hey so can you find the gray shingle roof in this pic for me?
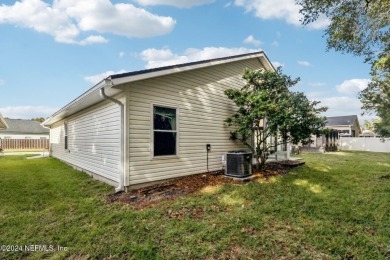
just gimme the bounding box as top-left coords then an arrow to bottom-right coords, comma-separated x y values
110,51 -> 268,80
0,119 -> 49,134
326,115 -> 358,126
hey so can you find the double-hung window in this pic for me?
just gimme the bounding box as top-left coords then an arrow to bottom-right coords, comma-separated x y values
153,105 -> 177,157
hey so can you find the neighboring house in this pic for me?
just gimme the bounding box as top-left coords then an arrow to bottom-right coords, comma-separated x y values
42,52 -> 275,191
0,118 -> 49,139
302,115 -> 362,152
325,115 -> 362,137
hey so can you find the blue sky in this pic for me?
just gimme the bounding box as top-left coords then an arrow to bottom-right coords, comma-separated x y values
0,0 -> 373,122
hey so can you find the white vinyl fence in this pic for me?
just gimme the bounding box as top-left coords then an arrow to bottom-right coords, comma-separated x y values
339,137 -> 390,153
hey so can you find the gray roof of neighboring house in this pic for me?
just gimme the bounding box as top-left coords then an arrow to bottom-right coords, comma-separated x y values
0,119 -> 49,134
326,115 -> 358,126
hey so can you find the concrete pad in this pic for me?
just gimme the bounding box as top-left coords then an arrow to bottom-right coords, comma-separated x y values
223,174 -> 257,182
27,153 -> 49,159
0,151 -> 49,158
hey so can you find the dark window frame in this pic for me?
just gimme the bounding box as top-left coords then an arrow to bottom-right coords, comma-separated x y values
152,105 -> 178,158
64,122 -> 68,150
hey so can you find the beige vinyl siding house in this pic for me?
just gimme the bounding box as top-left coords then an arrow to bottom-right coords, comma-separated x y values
49,98 -> 123,186
43,52 -> 275,191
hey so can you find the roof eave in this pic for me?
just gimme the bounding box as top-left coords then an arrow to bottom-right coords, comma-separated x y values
42,80 -> 119,126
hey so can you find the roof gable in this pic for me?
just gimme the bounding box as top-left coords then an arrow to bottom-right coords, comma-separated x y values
43,51 -> 274,126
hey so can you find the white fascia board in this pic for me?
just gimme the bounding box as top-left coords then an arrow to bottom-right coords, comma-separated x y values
42,81 -> 121,126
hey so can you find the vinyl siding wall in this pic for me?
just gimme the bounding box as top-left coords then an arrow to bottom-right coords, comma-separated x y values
126,58 -> 263,185
49,97 -> 122,186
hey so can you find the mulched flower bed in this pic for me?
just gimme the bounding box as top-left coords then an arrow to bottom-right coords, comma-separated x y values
107,160 -> 304,210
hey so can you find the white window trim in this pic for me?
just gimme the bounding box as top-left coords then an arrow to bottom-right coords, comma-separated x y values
150,103 -> 180,160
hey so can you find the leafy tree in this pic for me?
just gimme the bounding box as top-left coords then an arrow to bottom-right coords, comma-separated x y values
225,69 -> 327,169
297,0 -> 390,136
297,0 -> 389,62
363,120 -> 375,131
359,54 -> 390,137
31,117 -> 45,123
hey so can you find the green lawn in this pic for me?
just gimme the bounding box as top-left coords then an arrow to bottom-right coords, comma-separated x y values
0,152 -> 389,259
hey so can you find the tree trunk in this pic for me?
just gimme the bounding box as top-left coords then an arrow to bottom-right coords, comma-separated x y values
255,155 -> 261,172
259,153 -> 267,170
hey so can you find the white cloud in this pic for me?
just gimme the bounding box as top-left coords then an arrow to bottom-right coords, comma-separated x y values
84,70 -> 128,84
0,0 -> 78,44
305,90 -> 330,99
317,96 -> 362,117
119,52 -> 125,58
308,82 -> 327,87
318,96 -> 376,124
0,79 -> 4,86
0,0 -> 175,44
79,35 -> 108,45
305,79 -> 372,121
271,61 -> 284,68
234,0 -> 329,29
134,0 -> 215,8
297,60 -> 311,66
336,79 -> 370,95
243,35 -> 262,47
0,106 -> 58,119
140,47 -> 258,69
271,40 -> 279,47
225,2 -> 233,7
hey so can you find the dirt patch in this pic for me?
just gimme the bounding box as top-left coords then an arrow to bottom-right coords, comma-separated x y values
167,206 -> 205,219
107,161 -> 302,210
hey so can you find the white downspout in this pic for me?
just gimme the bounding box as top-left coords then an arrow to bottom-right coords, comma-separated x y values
100,81 -> 125,193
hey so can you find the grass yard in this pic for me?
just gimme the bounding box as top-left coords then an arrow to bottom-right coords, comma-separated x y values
0,152 -> 389,259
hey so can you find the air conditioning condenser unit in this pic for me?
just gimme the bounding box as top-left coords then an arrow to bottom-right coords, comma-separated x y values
225,151 -> 252,178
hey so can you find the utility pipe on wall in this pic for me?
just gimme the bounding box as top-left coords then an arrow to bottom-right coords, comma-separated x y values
100,84 -> 125,193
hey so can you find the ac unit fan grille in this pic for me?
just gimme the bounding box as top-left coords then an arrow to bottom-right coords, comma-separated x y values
225,152 -> 252,178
